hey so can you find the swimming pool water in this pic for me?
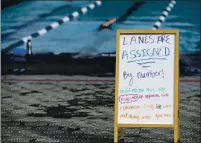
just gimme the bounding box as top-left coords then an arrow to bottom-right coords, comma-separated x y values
1,0 -> 200,54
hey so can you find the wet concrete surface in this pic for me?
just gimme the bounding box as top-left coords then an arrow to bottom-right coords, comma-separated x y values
1,75 -> 201,143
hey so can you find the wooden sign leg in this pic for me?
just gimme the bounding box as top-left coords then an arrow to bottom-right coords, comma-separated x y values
178,121 -> 180,142
120,128 -> 124,142
120,128 -> 124,139
114,124 -> 118,143
174,126 -> 179,143
178,114 -> 180,142
174,115 -> 179,143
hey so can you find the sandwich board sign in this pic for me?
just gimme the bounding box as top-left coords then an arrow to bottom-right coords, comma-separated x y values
114,30 -> 180,143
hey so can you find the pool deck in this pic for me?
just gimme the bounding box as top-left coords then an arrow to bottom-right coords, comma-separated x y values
1,75 -> 200,143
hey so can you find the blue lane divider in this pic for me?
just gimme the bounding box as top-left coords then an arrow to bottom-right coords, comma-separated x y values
152,0 -> 176,30
2,0 -> 102,54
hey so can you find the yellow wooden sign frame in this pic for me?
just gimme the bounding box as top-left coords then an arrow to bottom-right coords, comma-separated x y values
114,29 -> 180,143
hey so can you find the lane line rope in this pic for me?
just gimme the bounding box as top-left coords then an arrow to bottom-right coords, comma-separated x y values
1,0 -> 102,54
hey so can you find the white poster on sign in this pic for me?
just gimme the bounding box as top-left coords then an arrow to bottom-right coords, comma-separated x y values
117,33 -> 176,125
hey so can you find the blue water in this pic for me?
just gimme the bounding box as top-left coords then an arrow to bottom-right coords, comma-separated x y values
1,0 -> 200,54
